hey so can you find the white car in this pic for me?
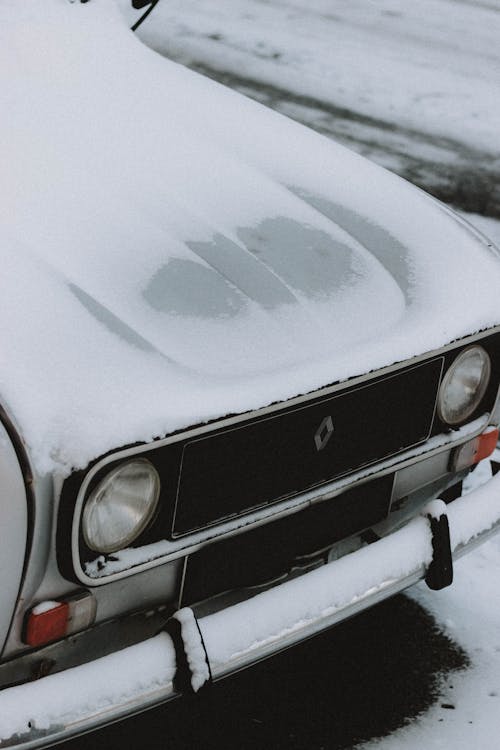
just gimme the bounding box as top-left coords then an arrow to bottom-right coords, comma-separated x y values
2,1 -> 500,746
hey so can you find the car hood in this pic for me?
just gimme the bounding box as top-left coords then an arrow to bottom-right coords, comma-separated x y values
2,0 -> 500,474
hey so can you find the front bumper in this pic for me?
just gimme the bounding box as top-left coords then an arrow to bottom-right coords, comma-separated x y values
2,471 -> 500,749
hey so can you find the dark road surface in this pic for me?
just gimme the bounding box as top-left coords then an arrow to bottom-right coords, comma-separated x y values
63,593 -> 468,750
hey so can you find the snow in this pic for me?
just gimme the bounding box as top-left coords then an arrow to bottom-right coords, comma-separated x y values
199,516 -> 433,670
31,600 -> 61,616
3,0 -> 500,477
461,212 -> 500,248
134,0 -> 500,168
173,608 -> 210,692
198,469 -> 500,674
0,632 -> 176,741
130,0 -> 500,218
1,1 -> 499,745
424,499 -> 447,522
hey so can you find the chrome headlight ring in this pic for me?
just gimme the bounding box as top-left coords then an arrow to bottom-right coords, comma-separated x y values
82,458 -> 160,554
437,345 -> 491,426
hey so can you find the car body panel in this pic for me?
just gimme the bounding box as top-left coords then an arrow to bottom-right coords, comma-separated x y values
0,423 -> 28,653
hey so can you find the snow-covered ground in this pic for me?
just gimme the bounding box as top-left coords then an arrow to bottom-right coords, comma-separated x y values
135,0 -> 500,215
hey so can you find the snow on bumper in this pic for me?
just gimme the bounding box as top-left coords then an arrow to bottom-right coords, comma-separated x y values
2,472 -> 500,748
0,632 -> 176,747
198,472 -> 500,679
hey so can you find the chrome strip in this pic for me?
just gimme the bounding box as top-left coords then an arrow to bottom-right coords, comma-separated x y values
489,384 -> 500,426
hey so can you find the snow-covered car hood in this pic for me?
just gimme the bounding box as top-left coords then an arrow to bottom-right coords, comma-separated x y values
2,0 -> 500,475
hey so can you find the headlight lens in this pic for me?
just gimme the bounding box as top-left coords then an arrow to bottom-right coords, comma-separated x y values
438,346 -> 491,425
82,458 -> 160,553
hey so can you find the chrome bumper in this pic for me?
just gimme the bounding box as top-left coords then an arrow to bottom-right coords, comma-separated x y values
2,471 -> 500,749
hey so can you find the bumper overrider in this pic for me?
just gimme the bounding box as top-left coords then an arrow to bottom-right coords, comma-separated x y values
2,472 -> 500,748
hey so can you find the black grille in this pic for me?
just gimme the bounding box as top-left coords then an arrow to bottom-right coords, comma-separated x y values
172,358 -> 443,536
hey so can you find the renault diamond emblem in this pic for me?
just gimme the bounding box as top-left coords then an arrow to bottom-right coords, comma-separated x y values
314,415 -> 334,452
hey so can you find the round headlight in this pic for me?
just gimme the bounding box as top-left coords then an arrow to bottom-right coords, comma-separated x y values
82,459 -> 160,554
438,346 -> 491,426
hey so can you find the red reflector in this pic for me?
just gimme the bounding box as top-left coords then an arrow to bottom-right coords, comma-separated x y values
25,602 -> 69,647
474,428 -> 499,463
